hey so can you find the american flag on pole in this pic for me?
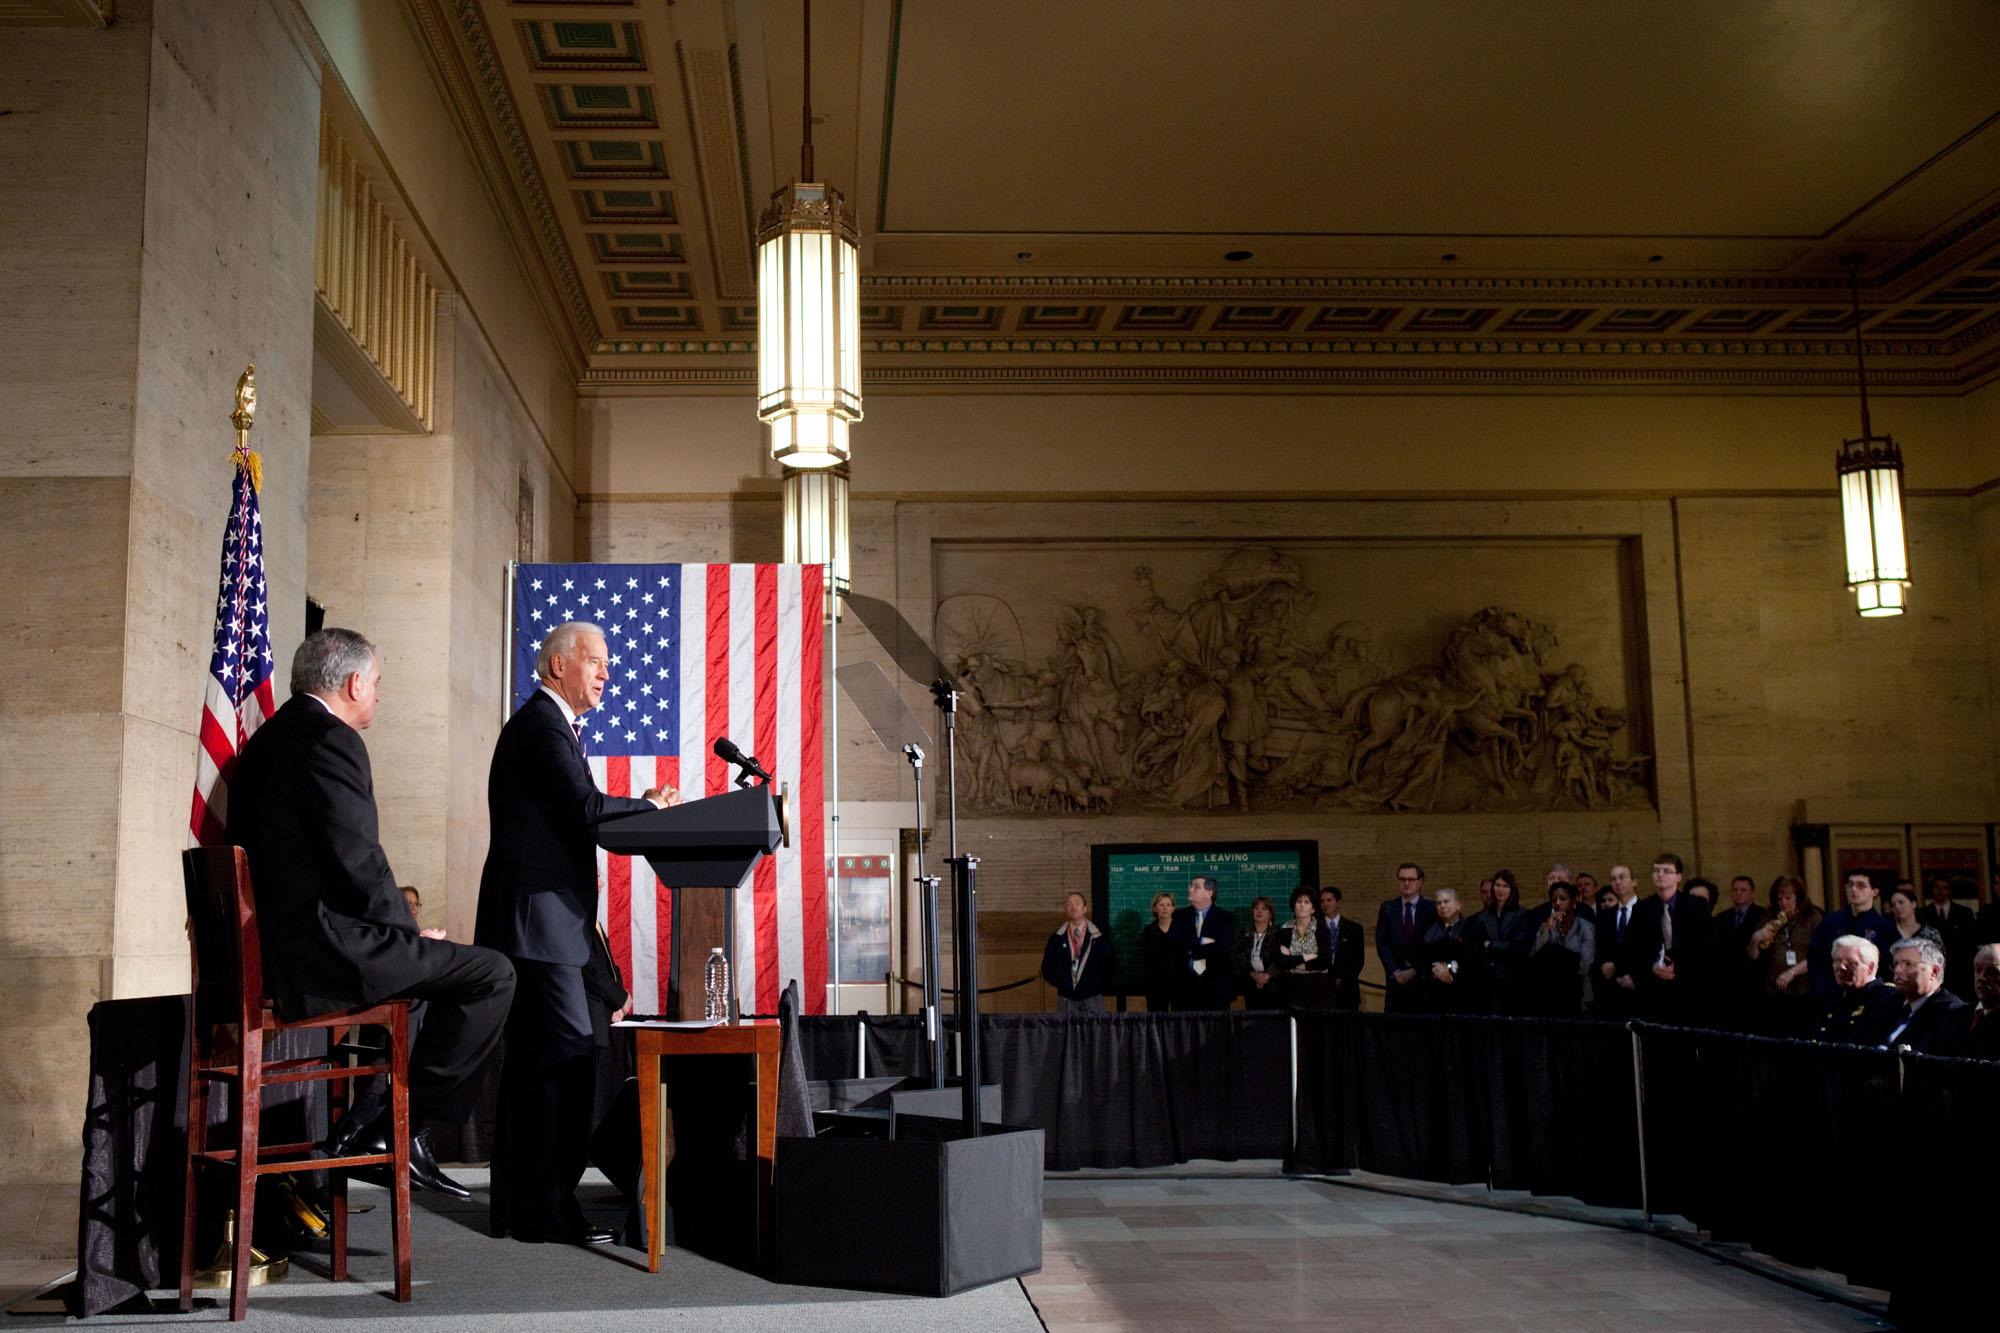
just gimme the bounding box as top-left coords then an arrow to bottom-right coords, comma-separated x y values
510,563 -> 828,1015
190,448 -> 275,846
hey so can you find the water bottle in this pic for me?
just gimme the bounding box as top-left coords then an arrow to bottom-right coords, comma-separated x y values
704,947 -> 730,1022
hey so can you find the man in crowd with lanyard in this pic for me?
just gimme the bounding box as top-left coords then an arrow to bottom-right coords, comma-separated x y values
1041,891 -> 1115,1013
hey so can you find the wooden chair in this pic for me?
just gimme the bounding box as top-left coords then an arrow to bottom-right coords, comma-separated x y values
178,846 -> 413,1319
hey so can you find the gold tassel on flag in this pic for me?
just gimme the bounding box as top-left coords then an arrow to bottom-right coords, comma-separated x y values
230,365 -> 262,494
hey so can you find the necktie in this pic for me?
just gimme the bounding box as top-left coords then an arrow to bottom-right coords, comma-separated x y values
571,718 -> 587,756
1736,908 -> 1746,928
1617,905 -> 1629,942
1661,900 -> 1675,951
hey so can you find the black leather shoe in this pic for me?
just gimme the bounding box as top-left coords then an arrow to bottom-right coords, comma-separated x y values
338,1125 -> 474,1201
407,1130 -> 473,1200
320,1109 -> 385,1161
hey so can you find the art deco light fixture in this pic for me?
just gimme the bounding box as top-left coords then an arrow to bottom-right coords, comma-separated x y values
1836,257 -> 1909,618
782,463 -> 849,620
757,0 -> 860,468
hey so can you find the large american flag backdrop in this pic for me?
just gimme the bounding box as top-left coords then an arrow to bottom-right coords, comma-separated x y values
510,563 -> 828,1015
190,451 -> 275,846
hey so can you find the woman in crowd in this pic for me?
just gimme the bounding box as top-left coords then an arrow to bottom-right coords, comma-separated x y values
1232,895 -> 1284,1009
1748,874 -> 1820,1035
1886,882 -> 1945,955
1468,868 -> 1532,1012
1525,881 -> 1596,1016
1416,888 -> 1481,1013
1273,886 -> 1335,1008
1139,890 -> 1181,1012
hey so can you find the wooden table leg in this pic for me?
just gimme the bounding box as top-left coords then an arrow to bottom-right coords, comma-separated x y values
754,1043 -> 778,1269
637,1033 -> 662,1274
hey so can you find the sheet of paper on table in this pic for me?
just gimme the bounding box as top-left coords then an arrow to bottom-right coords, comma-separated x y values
614,1017 -> 723,1030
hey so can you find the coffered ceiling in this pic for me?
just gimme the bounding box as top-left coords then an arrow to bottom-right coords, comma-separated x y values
408,0 -> 2000,393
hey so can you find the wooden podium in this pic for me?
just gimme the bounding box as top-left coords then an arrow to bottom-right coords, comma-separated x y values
595,786 -> 785,1019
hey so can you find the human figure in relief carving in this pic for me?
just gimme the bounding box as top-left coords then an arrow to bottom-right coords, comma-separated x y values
1163,666 -> 1230,808
1542,662 -> 1621,809
1053,605 -> 1125,782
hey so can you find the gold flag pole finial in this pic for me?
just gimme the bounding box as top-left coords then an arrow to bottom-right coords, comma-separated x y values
229,365 -> 263,494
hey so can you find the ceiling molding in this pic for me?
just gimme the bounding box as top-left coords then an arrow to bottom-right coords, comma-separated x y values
408,0 -> 601,356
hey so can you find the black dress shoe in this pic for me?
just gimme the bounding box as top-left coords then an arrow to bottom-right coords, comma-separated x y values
320,1109 -> 385,1161
407,1130 -> 474,1200
337,1125 -> 474,1201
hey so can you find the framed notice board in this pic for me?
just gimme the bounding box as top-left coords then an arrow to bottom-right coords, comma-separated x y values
1090,840 -> 1319,996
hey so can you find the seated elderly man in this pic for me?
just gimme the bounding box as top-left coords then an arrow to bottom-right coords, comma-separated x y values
1812,934 -> 1902,1045
1935,943 -> 2000,1059
1879,936 -> 1965,1051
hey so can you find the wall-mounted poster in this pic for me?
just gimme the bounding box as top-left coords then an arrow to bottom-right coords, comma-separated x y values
1912,827 -> 1989,905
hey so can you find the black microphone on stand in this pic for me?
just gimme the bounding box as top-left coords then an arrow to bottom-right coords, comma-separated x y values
713,736 -> 773,786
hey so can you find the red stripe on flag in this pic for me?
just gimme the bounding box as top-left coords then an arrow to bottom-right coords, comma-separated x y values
199,710 -> 236,777
705,565 -> 731,797
799,563 -> 827,1010
753,564 -> 781,1014
606,756 -> 633,985
656,755 -> 679,1016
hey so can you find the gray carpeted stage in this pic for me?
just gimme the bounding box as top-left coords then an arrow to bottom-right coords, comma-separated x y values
19,1169 -> 1041,1329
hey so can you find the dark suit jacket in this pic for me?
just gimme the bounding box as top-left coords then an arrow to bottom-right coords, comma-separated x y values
1814,980 -> 1903,1045
1042,921 -> 1115,1000
1712,903 -> 1769,993
1921,902 -> 1979,997
1168,904 -> 1235,1003
226,694 -> 431,1019
474,690 -> 656,967
583,922 -> 629,1045
1630,891 -> 1714,992
1884,989 -> 1967,1052
1932,1003 -> 2000,1060
1375,896 -> 1440,975
1325,915 -> 1366,1008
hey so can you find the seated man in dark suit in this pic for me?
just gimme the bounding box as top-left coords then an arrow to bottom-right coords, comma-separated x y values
1812,935 -> 1902,1045
1168,876 -> 1235,1009
227,629 -> 517,1197
1375,862 -> 1439,1013
1880,936 -> 1966,1052
1934,943 -> 2000,1059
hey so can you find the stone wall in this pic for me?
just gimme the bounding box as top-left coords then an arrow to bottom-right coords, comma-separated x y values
0,0 -> 323,1180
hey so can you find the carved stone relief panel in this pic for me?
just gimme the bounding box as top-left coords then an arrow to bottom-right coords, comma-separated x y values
933,540 -> 1652,817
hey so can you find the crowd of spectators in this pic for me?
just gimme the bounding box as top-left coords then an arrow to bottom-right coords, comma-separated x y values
1043,859 -> 2000,1056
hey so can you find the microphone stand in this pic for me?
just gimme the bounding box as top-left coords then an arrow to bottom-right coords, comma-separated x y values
929,678 -> 980,1136
904,743 -> 945,1088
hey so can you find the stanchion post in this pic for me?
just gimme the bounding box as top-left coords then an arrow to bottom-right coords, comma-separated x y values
952,853 -> 982,1136
1288,1015 -> 1299,1164
1629,1022 -> 1651,1222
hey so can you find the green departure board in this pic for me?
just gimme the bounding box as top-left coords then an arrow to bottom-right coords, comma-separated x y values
1090,840 -> 1319,996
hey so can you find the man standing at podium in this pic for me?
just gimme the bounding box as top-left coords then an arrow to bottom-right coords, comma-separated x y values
477,621 -> 677,1245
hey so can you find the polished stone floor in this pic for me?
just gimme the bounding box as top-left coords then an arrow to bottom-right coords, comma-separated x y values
1022,1172 -> 1889,1331
7,1170 -> 1893,1329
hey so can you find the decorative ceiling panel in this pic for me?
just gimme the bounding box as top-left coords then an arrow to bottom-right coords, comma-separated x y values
412,1 -> 2000,391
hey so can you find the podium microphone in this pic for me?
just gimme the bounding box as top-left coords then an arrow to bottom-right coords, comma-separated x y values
713,736 -> 773,785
